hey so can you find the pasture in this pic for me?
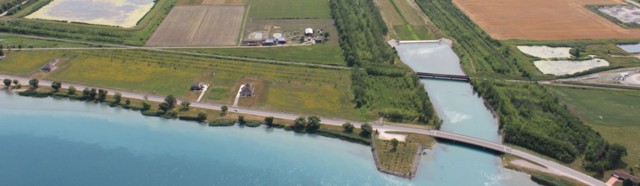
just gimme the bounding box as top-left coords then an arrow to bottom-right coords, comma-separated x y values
177,0 -> 247,5
146,6 -> 245,46
551,86 -> 640,168
17,50 -> 372,120
374,0 -> 441,40
452,0 -> 640,40
25,0 -> 155,28
248,0 -> 331,19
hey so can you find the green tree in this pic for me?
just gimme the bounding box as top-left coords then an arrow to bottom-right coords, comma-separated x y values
238,115 -> 246,125
265,116 -> 275,127
180,101 -> 190,111
197,112 -> 208,122
293,116 -> 307,131
50,81 -> 61,92
164,95 -> 177,109
360,123 -> 373,138
113,92 -> 122,105
97,89 -> 108,102
166,110 -> 178,118
306,116 -> 321,133
221,105 -> 228,113
141,101 -> 151,111
125,99 -> 131,106
623,179 -> 633,186
342,122 -> 354,133
158,102 -> 170,113
28,79 -> 38,89
88,88 -> 97,100
67,86 -> 76,95
12,79 -> 18,86
82,88 -> 90,98
391,138 -> 399,151
3,79 -> 10,87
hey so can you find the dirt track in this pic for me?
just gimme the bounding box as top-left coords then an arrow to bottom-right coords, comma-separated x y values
453,0 -> 640,40
146,6 -> 244,46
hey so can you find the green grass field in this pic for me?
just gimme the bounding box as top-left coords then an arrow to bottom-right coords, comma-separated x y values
394,25 -> 431,40
5,49 -> 374,121
0,50 -> 63,75
551,86 -> 640,170
249,0 -> 331,19
375,134 -> 435,176
176,45 -> 345,66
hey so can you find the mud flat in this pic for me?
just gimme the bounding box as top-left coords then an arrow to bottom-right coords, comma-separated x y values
25,0 -> 155,28
517,46 -> 572,59
534,59 -> 610,76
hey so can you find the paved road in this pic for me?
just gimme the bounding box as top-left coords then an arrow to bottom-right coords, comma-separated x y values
0,74 -> 607,186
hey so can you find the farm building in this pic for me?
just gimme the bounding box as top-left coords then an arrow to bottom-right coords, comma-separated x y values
263,39 -> 275,46
239,83 -> 254,97
242,39 -> 262,46
613,171 -> 640,184
305,28 -> 313,36
190,82 -> 204,91
41,59 -> 60,72
315,36 -> 324,43
276,37 -> 286,44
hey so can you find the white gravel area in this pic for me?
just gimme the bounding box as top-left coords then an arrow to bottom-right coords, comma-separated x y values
623,74 -> 640,85
534,59 -> 609,76
517,46 -> 572,59
599,5 -> 640,24
377,129 -> 407,142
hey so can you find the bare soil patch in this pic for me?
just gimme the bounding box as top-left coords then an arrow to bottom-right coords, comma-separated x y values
453,0 -> 640,40
146,6 -> 244,46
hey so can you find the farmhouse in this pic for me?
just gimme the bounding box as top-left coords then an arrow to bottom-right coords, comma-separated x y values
305,28 -> 313,36
276,37 -> 286,44
613,171 -> 640,184
263,39 -> 275,46
239,83 -> 254,97
314,36 -> 324,43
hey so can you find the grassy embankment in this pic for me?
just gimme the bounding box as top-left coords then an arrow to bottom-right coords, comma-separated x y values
0,49 -> 375,121
176,45 -> 345,66
0,0 -> 176,45
374,133 -> 435,178
552,86 -> 640,177
4,84 -> 372,146
0,34 -> 94,48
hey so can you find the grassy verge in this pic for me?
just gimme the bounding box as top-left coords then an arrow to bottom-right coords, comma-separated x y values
502,154 -> 588,186
0,34 -> 94,48
373,133 -> 435,178
175,45 -> 345,66
0,0 -> 176,46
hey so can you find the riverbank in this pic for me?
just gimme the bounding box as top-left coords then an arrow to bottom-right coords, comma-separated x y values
372,133 -> 435,179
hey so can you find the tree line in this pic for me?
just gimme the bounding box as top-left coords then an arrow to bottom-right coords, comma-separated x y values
330,0 -> 436,123
472,80 -> 627,175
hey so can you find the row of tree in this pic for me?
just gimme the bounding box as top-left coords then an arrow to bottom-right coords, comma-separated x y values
330,0 -> 436,123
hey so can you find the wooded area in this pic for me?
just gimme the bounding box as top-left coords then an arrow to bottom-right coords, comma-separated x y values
330,0 -> 436,123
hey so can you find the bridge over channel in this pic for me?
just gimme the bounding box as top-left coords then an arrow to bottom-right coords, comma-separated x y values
400,129 -> 607,186
416,72 -> 470,81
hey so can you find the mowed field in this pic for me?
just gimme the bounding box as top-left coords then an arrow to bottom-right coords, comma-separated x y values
552,86 -> 640,169
146,6 -> 245,46
453,0 -> 640,40
249,0 -> 331,19
176,0 -> 247,5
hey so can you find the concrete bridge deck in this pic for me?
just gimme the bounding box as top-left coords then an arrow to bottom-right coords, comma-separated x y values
416,72 -> 470,81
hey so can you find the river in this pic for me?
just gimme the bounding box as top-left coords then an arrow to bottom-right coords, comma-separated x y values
396,42 -> 539,185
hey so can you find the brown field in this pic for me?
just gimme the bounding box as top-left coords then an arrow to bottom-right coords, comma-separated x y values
146,6 -> 245,46
453,0 -> 640,40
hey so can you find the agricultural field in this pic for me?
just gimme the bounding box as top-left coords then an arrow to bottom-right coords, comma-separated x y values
551,86 -> 640,171
176,0 -> 247,5
6,49 -> 371,120
0,50 -> 63,76
248,0 -> 331,19
452,0 -> 640,40
146,6 -> 245,46
176,45 -> 345,66
374,0 -> 442,40
25,0 -> 155,28
243,19 -> 339,45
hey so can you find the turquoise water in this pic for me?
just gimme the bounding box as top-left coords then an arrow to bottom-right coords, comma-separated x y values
0,92 -> 413,185
396,43 -> 539,186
